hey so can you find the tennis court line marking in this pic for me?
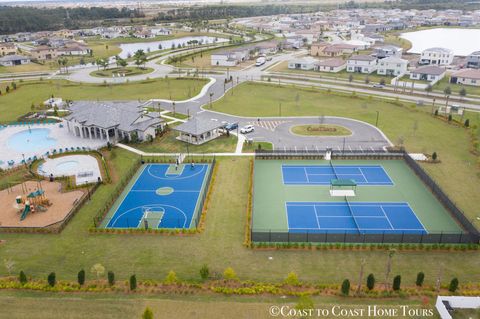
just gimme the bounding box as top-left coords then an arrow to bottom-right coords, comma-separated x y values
289,227 -> 427,231
147,164 -> 206,181
359,167 -> 370,183
403,202 -> 429,234
109,204 -> 188,229
313,205 -> 321,229
303,167 -> 310,183
380,206 -> 395,230
188,164 -> 212,229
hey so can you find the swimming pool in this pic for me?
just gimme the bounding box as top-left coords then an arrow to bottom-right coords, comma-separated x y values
6,128 -> 57,153
55,160 -> 80,174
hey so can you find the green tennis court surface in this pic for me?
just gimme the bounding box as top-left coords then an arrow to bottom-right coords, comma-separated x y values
253,159 -> 462,236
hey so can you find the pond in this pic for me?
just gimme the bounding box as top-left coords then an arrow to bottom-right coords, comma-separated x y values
118,36 -> 228,58
400,28 -> 480,56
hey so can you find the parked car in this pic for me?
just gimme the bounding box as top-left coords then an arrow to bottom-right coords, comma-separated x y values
225,123 -> 238,131
372,84 -> 384,88
240,125 -> 255,134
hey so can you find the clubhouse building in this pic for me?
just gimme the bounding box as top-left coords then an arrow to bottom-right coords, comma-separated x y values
65,101 -> 165,142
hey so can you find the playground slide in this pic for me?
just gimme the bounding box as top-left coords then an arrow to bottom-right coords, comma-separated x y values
20,205 -> 31,221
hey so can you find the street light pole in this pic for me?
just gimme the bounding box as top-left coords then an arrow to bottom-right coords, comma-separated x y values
375,111 -> 379,127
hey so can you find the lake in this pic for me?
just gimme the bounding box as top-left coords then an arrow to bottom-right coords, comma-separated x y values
400,28 -> 480,56
118,36 -> 228,58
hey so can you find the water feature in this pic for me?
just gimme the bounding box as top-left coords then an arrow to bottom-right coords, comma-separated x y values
6,128 -> 57,153
118,36 -> 228,59
400,28 -> 480,56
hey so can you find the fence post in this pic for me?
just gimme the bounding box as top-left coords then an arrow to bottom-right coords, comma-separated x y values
439,231 -> 443,244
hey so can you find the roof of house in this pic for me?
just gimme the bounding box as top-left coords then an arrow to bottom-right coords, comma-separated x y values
173,117 -> 224,136
379,56 -> 408,64
348,54 -> 377,62
422,47 -> 453,54
412,65 -> 446,75
66,101 -> 163,132
317,58 -> 346,67
0,42 -> 16,48
290,57 -> 319,64
0,54 -> 30,62
451,68 -> 480,80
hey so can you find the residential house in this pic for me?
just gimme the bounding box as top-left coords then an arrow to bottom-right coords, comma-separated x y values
0,43 -> 16,56
310,43 -> 358,57
315,58 -> 346,73
409,65 -> 446,82
294,30 -> 319,44
288,57 -> 318,71
450,69 -> 480,86
372,45 -> 403,59
0,54 -> 30,66
377,56 -> 408,76
347,55 -> 377,74
256,41 -> 280,55
362,24 -> 389,33
211,48 -> 250,67
419,47 -> 454,66
65,101 -> 165,142
284,36 -> 304,49
31,46 -> 59,61
151,27 -> 172,36
465,51 -> 480,69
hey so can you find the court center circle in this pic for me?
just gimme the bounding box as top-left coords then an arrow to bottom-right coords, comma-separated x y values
156,187 -> 174,196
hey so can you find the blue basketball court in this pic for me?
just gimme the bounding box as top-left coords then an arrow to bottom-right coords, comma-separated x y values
106,163 -> 210,229
286,202 -> 426,234
282,164 -> 393,185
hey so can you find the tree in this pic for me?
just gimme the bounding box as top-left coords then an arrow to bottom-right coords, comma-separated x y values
449,278 -> 459,292
341,279 -> 350,296
19,271 -> 27,285
108,271 -> 115,286
425,85 -> 432,95
432,152 -> 438,161
459,87 -> 467,99
348,74 -> 353,83
164,270 -> 178,284
142,307 -> 153,319
90,264 -> 105,283
384,249 -> 396,290
464,119 -> 470,127
416,272 -> 425,287
366,274 -> 375,291
379,78 -> 385,86
295,295 -> 314,312
47,272 -> 56,287
284,271 -> 300,286
392,275 -> 401,291
134,49 -> 147,69
443,86 -> 451,96
448,114 -> 452,122
223,267 -> 237,280
356,258 -> 366,295
77,269 -> 85,286
3,258 -> 15,275
364,76 -> 370,84
199,264 -> 209,280
130,274 -> 137,290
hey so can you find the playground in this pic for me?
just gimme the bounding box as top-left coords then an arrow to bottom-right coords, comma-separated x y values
0,181 -> 84,228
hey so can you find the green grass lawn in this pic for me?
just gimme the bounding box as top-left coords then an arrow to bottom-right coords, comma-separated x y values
451,308 -> 480,319
0,78 -> 207,123
134,129 -> 237,153
242,141 -> 273,153
432,77 -> 480,97
291,124 -> 352,136
0,150 -> 479,287
0,290 -> 435,319
211,82 -> 480,223
90,67 -> 154,78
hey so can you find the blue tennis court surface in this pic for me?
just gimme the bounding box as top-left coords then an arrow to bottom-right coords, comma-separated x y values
106,163 -> 210,229
282,164 -> 393,185
286,202 -> 426,234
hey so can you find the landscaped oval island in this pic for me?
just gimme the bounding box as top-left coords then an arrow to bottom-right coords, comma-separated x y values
90,67 -> 154,78
290,124 -> 352,136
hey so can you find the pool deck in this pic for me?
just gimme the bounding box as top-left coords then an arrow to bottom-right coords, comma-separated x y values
0,122 -> 106,170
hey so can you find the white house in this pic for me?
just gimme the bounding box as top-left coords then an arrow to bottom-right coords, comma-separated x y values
65,101 -> 165,142
347,55 -> 377,74
450,68 -> 480,86
211,48 -> 250,67
377,56 -> 408,76
0,54 -> 30,66
288,57 -> 318,71
410,65 -> 446,82
315,58 -> 346,73
419,47 -> 454,66
372,45 -> 403,59
151,28 -> 172,36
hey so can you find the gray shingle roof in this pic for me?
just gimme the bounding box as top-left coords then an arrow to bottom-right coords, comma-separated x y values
66,101 -> 163,132
412,65 -> 446,75
0,54 -> 30,62
173,118 -> 224,135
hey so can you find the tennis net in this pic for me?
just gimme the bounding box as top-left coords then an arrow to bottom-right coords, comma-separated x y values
345,196 -> 361,233
330,160 -> 338,178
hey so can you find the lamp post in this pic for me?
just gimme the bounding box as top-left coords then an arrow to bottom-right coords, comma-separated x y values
375,111 -> 379,127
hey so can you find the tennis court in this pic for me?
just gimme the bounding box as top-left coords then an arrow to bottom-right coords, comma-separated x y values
105,163 -> 211,229
282,164 -> 393,185
286,201 -> 426,234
